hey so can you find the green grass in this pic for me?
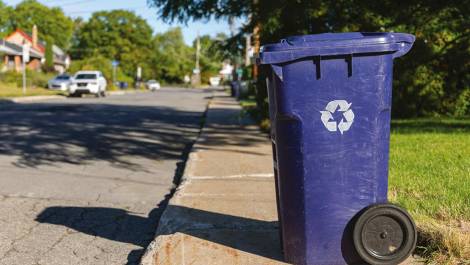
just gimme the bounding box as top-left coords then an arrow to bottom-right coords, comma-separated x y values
389,118 -> 470,221
388,118 -> 470,263
0,83 -> 64,98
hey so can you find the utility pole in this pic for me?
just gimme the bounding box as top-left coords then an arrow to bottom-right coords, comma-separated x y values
112,60 -> 119,87
191,31 -> 201,86
195,31 -> 200,72
113,65 -> 116,85
22,61 -> 26,95
245,34 -> 252,67
22,44 -> 30,95
229,16 -> 236,37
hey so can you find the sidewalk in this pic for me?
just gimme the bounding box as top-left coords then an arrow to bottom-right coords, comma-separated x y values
141,91 -> 284,265
141,91 -> 423,265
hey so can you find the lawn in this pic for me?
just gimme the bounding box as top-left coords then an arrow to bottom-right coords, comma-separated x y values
389,118 -> 470,264
0,83 -> 64,98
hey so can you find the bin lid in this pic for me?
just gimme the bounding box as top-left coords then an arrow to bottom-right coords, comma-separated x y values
258,32 -> 415,64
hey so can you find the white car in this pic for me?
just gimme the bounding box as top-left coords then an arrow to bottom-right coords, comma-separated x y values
48,74 -> 72,91
209,76 -> 221,87
146,80 -> 161,91
69,71 -> 107,97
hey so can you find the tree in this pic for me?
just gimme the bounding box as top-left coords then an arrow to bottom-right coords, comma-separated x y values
9,0 -> 73,49
72,10 -> 154,80
0,1 -> 13,38
44,36 -> 54,72
196,33 -> 230,83
148,0 -> 470,117
151,27 -> 194,83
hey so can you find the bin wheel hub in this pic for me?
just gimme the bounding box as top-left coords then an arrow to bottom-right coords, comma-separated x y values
353,204 -> 417,265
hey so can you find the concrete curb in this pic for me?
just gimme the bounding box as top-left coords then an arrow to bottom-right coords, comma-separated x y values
139,93 -> 213,265
3,95 -> 65,103
107,90 -> 144,96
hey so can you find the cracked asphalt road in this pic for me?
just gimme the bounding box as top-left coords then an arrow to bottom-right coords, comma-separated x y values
0,88 -> 210,265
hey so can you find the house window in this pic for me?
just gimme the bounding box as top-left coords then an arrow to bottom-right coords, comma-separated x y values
7,56 -> 15,68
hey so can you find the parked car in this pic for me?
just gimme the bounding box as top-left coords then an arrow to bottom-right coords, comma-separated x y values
209,76 -> 221,87
146,80 -> 161,91
47,74 -> 72,91
69,71 -> 107,97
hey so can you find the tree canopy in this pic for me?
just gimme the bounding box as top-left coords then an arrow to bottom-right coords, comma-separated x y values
149,0 -> 470,117
196,33 -> 230,83
0,1 -> 13,38
151,27 -> 194,83
9,0 -> 74,48
72,10 -> 154,80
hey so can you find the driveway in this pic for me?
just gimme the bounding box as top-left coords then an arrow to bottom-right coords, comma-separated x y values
0,88 -> 210,265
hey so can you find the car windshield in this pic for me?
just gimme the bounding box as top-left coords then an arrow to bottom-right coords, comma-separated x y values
56,75 -> 70,80
75,74 -> 97,80
148,80 -> 157,83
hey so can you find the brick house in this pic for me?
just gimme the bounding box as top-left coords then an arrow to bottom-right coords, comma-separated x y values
0,25 -> 70,73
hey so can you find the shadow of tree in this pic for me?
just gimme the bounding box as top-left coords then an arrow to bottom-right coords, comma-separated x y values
0,95 -> 269,169
0,101 -> 205,170
391,118 -> 470,134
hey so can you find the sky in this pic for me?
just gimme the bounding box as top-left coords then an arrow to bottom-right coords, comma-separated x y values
4,0 -> 241,45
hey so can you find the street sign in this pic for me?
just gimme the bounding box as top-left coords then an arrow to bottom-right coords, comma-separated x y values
112,60 -> 119,67
22,44 -> 30,63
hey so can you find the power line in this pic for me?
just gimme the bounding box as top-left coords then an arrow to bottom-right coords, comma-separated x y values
67,5 -> 148,15
59,0 -> 100,7
41,0 -> 88,4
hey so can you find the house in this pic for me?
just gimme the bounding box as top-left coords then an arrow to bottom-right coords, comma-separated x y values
0,39 -> 43,72
0,25 -> 70,73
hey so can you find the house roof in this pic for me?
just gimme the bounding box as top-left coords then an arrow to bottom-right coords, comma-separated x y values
6,29 -> 46,53
3,29 -> 69,65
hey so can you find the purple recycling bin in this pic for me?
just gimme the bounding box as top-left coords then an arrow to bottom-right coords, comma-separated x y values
259,33 -> 417,265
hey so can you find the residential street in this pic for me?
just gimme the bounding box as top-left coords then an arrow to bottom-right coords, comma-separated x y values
0,88 -> 210,265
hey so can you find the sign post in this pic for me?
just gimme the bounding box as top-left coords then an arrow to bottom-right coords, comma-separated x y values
112,60 -> 119,87
22,44 -> 30,95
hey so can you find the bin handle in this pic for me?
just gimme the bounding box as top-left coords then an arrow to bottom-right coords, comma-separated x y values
392,33 -> 415,59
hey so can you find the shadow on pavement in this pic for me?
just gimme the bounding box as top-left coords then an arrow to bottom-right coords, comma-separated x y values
0,100 -> 266,170
0,103 -> 201,170
36,205 -> 283,264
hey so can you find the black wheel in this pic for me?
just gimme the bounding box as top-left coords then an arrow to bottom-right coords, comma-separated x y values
353,204 -> 417,265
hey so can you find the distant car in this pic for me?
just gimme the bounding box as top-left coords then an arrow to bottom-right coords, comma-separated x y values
146,80 -> 161,91
47,74 -> 71,91
69,71 -> 107,97
209,76 -> 221,87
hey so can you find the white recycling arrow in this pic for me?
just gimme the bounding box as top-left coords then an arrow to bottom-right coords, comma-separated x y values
319,100 -> 355,134
320,110 -> 337,132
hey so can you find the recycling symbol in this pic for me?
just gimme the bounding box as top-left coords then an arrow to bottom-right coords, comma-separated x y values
319,100 -> 355,134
